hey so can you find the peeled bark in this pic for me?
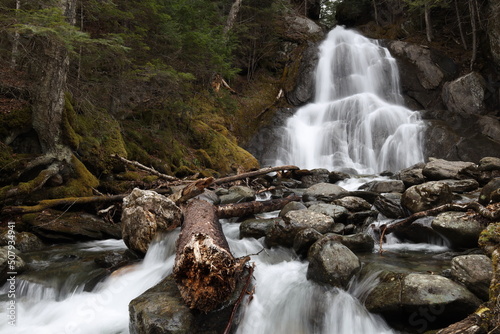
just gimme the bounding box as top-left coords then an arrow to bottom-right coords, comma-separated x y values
173,199 -> 248,313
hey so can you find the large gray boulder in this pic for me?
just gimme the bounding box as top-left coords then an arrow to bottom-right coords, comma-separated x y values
422,158 -> 478,180
121,188 -> 182,254
431,211 -> 486,249
442,72 -> 487,116
307,237 -> 360,289
401,181 -> 453,213
265,209 -> 335,248
129,276 -> 241,334
450,254 -> 493,301
333,196 -> 372,212
373,193 -> 408,219
303,182 -> 348,202
395,163 -> 426,186
219,185 -> 256,204
365,271 -> 481,331
359,180 -> 405,194
239,217 -> 280,239
307,203 -> 349,222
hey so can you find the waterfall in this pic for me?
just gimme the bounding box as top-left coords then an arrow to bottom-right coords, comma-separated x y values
273,26 -> 424,173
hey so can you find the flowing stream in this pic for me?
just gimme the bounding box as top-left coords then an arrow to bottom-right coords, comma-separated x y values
273,26 -> 424,173
0,27 -> 440,334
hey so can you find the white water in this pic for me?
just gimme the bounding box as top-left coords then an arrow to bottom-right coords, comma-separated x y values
1,222 -> 396,334
0,234 -> 178,334
274,26 -> 424,173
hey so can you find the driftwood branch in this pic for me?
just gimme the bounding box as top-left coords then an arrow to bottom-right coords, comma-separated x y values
112,154 -> 178,182
168,177 -> 215,206
2,194 -> 126,214
216,195 -> 301,219
214,165 -> 299,185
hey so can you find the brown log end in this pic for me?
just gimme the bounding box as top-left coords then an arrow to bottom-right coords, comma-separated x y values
173,232 -> 239,313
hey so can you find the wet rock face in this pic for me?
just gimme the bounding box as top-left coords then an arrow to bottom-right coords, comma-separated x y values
306,236 -> 360,289
121,188 -> 182,254
442,72 -> 487,116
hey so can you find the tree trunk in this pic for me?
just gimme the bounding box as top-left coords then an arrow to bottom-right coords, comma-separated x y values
173,199 -> 249,313
454,0 -> 467,50
31,0 -> 76,155
10,0 -> 21,69
223,0 -> 243,35
424,2 -> 433,42
469,0 -> 477,69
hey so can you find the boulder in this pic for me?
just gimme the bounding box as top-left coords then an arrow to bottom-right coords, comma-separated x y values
327,232 -> 375,253
359,180 -> 405,194
307,203 -> 349,222
328,170 -> 351,183
293,227 -> 323,256
333,196 -> 372,212
365,271 -> 481,331
265,209 -> 334,248
401,181 -> 453,213
0,231 -> 45,252
24,210 -> 121,242
450,254 -> 493,301
303,182 -> 348,202
219,185 -> 256,204
479,178 -> 500,205
129,275 -> 242,334
393,217 -> 446,245
442,72 -> 487,116
299,168 -> 330,188
422,159 -> 478,180
0,246 -> 26,282
373,193 -> 408,219
479,157 -> 500,172
121,188 -> 182,254
431,211 -> 486,249
306,236 -> 360,289
240,217 -> 280,239
395,163 -> 426,186
279,201 -> 307,217
437,179 -> 479,193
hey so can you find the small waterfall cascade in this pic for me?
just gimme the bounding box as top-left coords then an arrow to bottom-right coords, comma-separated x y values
274,26 -> 424,173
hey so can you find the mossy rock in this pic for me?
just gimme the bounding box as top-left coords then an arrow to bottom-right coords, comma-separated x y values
63,95 -> 127,176
191,119 -> 259,174
479,223 -> 500,256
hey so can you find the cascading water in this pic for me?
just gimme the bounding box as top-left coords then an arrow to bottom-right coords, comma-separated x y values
273,26 -> 424,173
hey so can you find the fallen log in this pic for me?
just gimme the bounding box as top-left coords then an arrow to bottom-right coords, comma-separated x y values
213,165 -> 299,185
173,199 -> 249,313
216,194 -> 301,219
